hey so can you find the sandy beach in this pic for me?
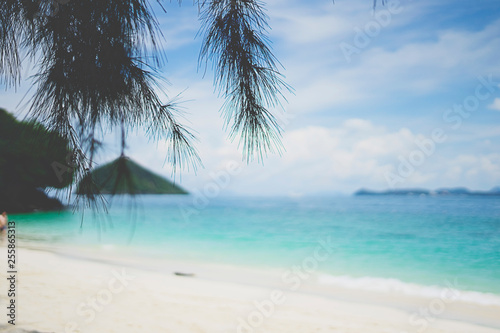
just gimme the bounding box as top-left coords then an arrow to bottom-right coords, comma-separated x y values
0,243 -> 499,333
1,0 -> 499,331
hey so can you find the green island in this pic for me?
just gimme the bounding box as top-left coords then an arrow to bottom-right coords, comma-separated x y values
76,157 -> 187,195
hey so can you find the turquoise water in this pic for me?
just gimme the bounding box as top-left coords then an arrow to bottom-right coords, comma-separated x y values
11,195 -> 500,297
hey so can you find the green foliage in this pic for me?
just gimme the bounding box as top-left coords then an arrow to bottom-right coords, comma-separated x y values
199,0 -> 291,160
0,108 -> 73,212
77,157 -> 187,195
0,108 -> 73,190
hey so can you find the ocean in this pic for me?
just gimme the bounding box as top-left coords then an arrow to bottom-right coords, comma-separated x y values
10,194 -> 500,304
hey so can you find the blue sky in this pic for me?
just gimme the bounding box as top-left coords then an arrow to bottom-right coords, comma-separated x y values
2,0 -> 500,196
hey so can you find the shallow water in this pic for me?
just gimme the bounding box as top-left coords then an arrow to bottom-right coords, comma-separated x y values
11,194 -> 500,302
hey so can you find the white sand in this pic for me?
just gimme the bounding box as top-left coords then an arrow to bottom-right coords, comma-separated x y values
1,244 -> 499,333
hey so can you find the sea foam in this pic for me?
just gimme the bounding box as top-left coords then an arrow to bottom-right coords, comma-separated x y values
317,274 -> 500,306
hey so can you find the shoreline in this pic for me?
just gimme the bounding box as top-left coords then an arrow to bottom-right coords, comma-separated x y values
1,242 -> 499,332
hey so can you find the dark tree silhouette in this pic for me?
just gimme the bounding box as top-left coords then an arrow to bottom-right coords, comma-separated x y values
0,108 -> 73,212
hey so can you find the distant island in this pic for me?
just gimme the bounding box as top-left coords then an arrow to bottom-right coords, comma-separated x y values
77,157 -> 187,195
354,187 -> 500,196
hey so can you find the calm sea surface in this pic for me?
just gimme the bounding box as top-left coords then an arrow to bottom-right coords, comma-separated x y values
11,195 -> 500,300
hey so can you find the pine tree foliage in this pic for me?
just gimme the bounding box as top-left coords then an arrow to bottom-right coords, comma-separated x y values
1,1 -> 378,208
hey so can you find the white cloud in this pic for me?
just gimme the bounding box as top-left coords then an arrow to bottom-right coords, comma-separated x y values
173,117 -> 500,195
122,107 -> 500,196
217,120 -> 422,195
267,1 -> 500,114
488,98 -> 500,111
440,154 -> 500,187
